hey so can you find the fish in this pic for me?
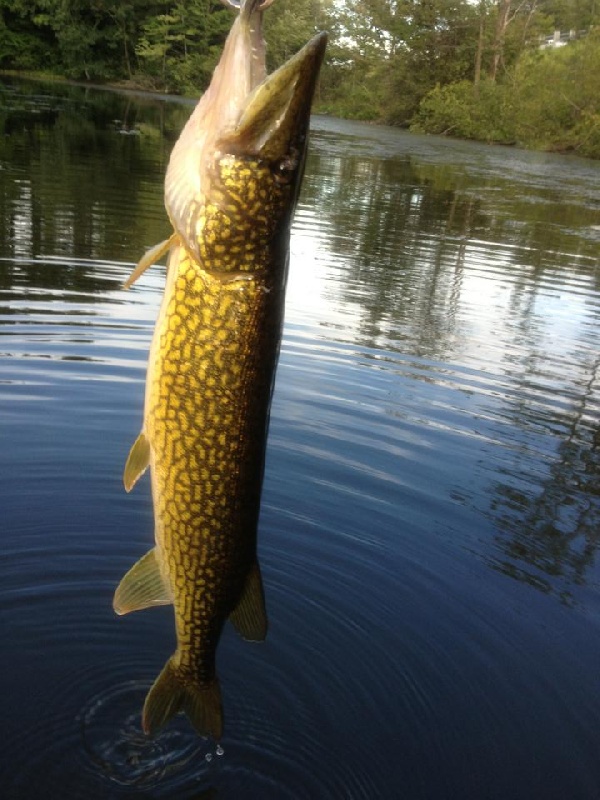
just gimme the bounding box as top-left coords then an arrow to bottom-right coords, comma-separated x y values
112,0 -> 327,741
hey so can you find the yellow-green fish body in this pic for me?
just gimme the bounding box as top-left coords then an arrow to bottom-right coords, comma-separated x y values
113,0 -> 326,740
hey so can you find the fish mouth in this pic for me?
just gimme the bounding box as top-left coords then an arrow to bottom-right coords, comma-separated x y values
164,1 -> 327,259
222,30 -> 328,164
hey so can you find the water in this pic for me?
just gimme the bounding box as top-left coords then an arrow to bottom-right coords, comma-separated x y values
0,77 -> 599,799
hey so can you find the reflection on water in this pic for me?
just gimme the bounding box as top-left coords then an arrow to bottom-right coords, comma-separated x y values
0,78 -> 191,287
1,78 -> 600,799
489,353 -> 600,600
297,120 -> 600,603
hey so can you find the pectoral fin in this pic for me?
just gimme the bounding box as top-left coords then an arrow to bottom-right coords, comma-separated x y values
123,233 -> 178,289
229,561 -> 268,642
113,547 -> 173,615
123,432 -> 150,492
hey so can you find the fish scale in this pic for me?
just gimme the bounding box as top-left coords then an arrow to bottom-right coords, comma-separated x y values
112,0 -> 326,741
148,246 -> 283,687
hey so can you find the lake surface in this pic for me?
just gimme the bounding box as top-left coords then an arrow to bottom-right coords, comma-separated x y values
0,77 -> 599,800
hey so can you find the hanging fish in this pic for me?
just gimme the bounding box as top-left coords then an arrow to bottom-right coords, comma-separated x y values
113,0 -> 327,740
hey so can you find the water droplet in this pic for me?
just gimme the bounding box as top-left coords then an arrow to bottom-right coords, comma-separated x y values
216,745 -> 224,757
205,753 -> 213,763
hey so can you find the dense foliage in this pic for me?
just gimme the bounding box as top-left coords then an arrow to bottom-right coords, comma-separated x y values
412,28 -> 600,158
1,0 -> 599,156
0,0 -> 235,89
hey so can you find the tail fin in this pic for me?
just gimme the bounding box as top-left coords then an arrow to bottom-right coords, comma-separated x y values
142,657 -> 223,740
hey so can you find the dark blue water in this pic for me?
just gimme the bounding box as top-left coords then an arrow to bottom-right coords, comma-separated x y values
1,78 -> 599,799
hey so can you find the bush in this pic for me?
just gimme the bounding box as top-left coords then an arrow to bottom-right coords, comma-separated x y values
410,80 -> 515,143
509,32 -> 600,156
571,112 -> 600,158
411,31 -> 600,158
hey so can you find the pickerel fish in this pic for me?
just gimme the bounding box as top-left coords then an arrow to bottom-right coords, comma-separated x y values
112,0 -> 326,740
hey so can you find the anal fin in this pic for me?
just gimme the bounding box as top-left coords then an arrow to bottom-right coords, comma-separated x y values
113,547 -> 173,615
123,432 -> 150,492
229,560 -> 268,642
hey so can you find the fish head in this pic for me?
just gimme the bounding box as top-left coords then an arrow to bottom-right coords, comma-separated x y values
165,0 -> 327,278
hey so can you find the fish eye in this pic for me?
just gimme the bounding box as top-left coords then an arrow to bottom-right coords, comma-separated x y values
272,154 -> 298,185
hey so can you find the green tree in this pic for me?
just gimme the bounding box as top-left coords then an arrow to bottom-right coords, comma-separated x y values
509,28 -> 600,156
487,0 -> 558,81
541,0 -> 599,32
264,0 -> 331,67
411,78 -> 515,142
135,0 -> 232,93
384,0 -> 481,124
0,0 -> 56,70
412,27 -> 600,157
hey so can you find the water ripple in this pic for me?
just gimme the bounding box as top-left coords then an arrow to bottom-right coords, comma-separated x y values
80,680 -> 205,789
